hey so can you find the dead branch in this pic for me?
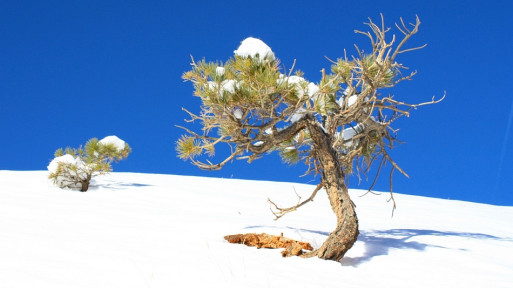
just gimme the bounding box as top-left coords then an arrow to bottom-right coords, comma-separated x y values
360,157 -> 386,197
268,183 -> 323,220
181,107 -> 203,122
175,125 -> 228,144
190,147 -> 243,170
391,15 -> 423,62
224,233 -> 313,257
387,166 -> 397,216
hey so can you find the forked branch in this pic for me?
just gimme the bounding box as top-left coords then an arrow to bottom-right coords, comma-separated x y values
268,183 -> 323,220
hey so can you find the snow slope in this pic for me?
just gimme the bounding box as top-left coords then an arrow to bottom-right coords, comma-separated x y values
1,171 -> 512,287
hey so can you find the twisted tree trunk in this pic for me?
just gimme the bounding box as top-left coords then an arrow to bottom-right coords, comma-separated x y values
305,116 -> 359,261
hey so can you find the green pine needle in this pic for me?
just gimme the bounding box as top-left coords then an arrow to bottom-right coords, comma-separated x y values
280,147 -> 300,165
176,135 -> 202,160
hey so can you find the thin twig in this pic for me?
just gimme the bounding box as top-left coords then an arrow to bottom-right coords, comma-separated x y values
268,183 -> 323,220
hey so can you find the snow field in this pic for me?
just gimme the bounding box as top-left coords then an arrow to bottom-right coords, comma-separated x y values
0,171 -> 512,287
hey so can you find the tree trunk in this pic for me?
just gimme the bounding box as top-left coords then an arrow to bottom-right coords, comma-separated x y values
80,174 -> 92,192
305,116 -> 359,261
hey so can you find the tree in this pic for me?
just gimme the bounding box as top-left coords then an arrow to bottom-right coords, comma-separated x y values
48,135 -> 131,191
177,15 -> 443,261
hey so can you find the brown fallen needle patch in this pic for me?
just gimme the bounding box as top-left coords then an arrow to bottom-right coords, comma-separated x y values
224,233 -> 314,257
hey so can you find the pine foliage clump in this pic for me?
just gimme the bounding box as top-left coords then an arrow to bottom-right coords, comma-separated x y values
177,17 -> 442,186
48,136 -> 131,191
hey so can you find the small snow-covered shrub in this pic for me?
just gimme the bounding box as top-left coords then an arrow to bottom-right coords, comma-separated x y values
48,136 -> 131,191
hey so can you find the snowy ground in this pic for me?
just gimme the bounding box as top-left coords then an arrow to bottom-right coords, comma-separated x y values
1,171 -> 512,287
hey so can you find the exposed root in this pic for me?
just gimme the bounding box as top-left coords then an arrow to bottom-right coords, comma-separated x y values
224,233 -> 313,257
299,249 -> 319,258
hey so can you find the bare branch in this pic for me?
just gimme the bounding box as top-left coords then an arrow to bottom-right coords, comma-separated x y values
395,43 -> 427,55
175,125 -> 225,142
354,29 -> 376,49
360,157 -> 386,196
268,183 -> 323,220
190,147 -> 243,171
387,166 -> 397,216
181,107 -> 203,122
391,15 -> 423,62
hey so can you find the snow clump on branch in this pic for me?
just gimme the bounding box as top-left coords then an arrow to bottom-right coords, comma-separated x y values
216,66 -> 225,76
233,108 -> 243,119
234,37 -> 275,61
277,74 -> 319,98
48,154 -> 83,175
338,124 -> 365,149
47,154 -> 89,189
207,79 -> 239,98
99,135 -> 127,152
290,107 -> 307,123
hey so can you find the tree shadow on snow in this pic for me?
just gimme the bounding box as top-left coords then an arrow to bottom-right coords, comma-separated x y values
245,225 -> 510,266
341,229 -> 508,267
88,180 -> 152,191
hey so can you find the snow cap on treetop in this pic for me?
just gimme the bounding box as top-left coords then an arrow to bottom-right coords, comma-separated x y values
234,37 -> 275,61
99,136 -> 126,152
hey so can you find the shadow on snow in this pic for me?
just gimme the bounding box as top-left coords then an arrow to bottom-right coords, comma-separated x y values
88,180 -> 153,191
338,229 -> 496,267
245,225 -> 511,266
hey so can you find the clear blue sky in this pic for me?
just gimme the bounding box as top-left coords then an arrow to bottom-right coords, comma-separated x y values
1,0 -> 512,205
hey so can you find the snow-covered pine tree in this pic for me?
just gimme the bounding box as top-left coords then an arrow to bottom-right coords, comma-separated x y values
177,15 -> 443,261
48,136 -> 131,191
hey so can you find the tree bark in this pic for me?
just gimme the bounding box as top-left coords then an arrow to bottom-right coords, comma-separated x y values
79,174 -> 91,192
305,115 -> 359,261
